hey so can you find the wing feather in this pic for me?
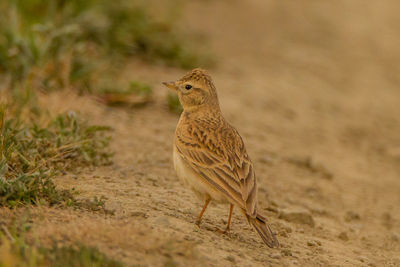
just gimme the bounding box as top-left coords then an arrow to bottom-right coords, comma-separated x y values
175,121 -> 258,217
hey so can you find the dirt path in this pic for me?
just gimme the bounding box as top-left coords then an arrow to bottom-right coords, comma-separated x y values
7,1 -> 400,266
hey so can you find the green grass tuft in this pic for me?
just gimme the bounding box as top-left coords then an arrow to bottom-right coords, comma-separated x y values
0,102 -> 113,208
0,224 -> 124,267
41,243 -> 124,267
99,81 -> 152,97
1,111 -> 112,181
128,81 -> 153,97
97,81 -> 153,107
0,0 -> 212,93
0,172 -> 75,208
166,93 -> 183,114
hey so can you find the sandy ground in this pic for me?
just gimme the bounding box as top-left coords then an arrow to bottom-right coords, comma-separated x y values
2,1 -> 400,266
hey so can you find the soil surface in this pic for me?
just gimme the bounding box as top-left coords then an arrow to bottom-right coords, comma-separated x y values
3,1 -> 400,266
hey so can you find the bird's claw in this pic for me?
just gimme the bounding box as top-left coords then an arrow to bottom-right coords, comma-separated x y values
215,227 -> 230,235
195,220 -> 201,227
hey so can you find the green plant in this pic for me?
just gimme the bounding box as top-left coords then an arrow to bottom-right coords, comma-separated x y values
77,196 -> 114,214
0,172 -> 75,208
166,93 -> 183,114
41,243 -> 124,267
1,111 -> 112,180
99,81 -> 152,98
0,223 -> 124,267
0,0 -> 212,93
128,81 -> 152,97
0,104 -> 112,208
97,81 -> 153,107
2,116 -> 105,178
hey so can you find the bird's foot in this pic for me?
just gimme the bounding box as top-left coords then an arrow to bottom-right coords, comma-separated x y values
215,227 -> 230,235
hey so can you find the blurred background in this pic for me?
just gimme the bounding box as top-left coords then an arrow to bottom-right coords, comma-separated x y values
1,0 -> 399,266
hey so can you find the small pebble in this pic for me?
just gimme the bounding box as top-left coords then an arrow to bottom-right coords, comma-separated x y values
130,211 -> 148,218
226,255 -> 235,262
307,240 -> 316,247
279,208 -> 315,227
391,233 -> 400,242
279,231 -> 288,237
270,253 -> 281,259
344,211 -> 360,222
281,249 -> 292,256
285,226 -> 293,233
338,232 -> 349,241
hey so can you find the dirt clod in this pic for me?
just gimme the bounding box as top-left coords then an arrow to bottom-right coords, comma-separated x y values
131,211 -> 148,218
338,232 -> 349,241
285,155 -> 333,180
226,255 -> 235,262
391,233 -> 400,242
270,253 -> 281,259
344,211 -> 361,222
279,209 -> 315,227
281,249 -> 293,257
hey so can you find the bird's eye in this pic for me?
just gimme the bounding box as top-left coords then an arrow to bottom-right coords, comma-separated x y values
185,84 -> 192,90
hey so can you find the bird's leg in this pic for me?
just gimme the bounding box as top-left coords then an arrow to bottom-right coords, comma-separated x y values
195,197 -> 210,226
216,204 -> 234,234
225,204 -> 234,233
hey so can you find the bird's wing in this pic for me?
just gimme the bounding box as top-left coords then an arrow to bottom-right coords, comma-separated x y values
175,124 -> 258,217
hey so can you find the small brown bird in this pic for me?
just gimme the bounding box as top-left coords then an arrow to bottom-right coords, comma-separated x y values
163,68 -> 279,248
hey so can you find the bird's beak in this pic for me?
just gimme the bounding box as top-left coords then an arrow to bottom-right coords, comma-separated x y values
162,81 -> 177,91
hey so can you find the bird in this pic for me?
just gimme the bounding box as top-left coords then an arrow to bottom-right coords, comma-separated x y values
163,68 -> 279,248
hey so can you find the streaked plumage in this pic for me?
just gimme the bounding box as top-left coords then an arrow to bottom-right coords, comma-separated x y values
163,68 -> 279,248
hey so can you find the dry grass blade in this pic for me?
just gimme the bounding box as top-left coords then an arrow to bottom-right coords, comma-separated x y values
0,223 -> 15,243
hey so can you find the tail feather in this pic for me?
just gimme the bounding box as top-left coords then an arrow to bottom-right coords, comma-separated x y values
249,214 -> 279,248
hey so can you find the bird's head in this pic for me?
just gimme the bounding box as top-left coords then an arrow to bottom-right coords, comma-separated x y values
163,68 -> 220,112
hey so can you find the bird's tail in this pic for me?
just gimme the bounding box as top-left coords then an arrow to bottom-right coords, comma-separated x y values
249,214 -> 279,248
